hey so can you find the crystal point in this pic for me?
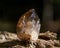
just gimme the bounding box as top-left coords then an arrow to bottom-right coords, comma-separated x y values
17,9 -> 41,41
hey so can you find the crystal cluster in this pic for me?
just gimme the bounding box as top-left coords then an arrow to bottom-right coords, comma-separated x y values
17,9 -> 41,41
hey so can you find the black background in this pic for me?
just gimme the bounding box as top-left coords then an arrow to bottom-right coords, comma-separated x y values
0,0 -> 43,22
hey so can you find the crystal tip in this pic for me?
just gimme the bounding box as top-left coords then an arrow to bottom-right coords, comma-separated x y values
29,9 -> 35,12
31,9 -> 35,11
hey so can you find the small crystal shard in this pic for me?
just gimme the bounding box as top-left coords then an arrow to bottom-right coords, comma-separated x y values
17,9 -> 41,41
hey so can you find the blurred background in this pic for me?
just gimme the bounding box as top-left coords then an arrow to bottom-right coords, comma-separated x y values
0,0 -> 60,39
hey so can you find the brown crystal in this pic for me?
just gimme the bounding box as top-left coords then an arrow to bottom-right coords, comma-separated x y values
17,9 -> 41,41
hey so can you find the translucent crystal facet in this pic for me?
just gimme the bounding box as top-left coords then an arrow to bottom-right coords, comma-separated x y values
17,9 -> 41,41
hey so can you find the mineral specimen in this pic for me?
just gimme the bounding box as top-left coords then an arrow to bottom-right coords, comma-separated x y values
17,9 -> 41,41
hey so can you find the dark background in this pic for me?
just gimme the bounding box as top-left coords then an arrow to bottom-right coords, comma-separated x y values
0,0 -> 43,21
0,0 -> 60,37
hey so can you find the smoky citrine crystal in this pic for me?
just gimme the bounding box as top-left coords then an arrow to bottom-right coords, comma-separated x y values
17,9 -> 41,41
